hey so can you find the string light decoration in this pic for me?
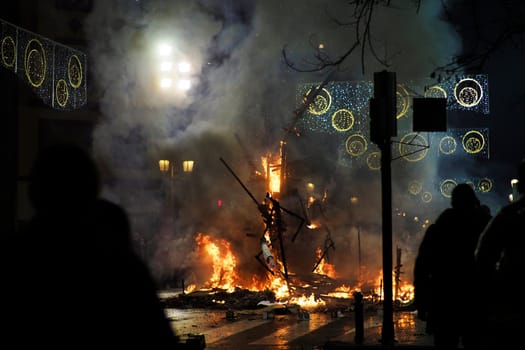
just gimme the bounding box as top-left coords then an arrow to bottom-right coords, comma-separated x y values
296,80 -> 372,135
437,176 -> 493,198
0,18 -> 87,110
429,128 -> 489,159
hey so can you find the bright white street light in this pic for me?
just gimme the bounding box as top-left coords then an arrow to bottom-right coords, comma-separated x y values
159,44 -> 172,56
177,79 -> 191,90
160,61 -> 173,71
160,78 -> 173,88
178,62 -> 191,73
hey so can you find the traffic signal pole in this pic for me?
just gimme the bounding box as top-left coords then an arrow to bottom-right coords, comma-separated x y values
370,71 -> 396,347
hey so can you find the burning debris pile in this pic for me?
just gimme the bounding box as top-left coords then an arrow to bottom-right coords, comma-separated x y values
159,144 -> 415,312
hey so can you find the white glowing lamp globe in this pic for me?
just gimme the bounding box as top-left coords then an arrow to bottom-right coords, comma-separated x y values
160,78 -> 172,89
178,62 -> 191,73
159,44 -> 172,56
160,61 -> 173,71
178,79 -> 191,91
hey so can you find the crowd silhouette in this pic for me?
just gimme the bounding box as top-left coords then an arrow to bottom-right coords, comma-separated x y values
474,159 -> 525,349
1,142 -> 180,348
414,183 -> 492,348
415,159 -> 525,349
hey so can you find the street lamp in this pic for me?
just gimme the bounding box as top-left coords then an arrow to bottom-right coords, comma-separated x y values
182,160 -> 194,173
159,159 -> 170,173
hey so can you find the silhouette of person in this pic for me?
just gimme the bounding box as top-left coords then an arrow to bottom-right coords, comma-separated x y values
414,183 -> 491,349
475,159 -> 525,349
1,142 -> 179,349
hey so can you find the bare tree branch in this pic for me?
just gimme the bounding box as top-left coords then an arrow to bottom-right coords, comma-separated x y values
282,0 -> 421,74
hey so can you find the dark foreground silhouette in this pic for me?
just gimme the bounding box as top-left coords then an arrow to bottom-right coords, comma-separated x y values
475,159 -> 525,349
0,143 -> 179,348
414,183 -> 491,349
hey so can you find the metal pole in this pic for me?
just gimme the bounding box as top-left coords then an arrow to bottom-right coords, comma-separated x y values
380,140 -> 395,347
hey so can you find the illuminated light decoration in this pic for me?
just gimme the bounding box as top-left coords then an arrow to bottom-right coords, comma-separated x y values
306,87 -> 332,115
462,130 -> 485,154
1,19 -> 87,110
67,54 -> 82,88
24,39 -> 46,87
429,128 -> 489,159
440,179 -> 458,198
396,83 -> 410,119
421,191 -> 432,203
439,136 -> 457,155
296,80 -> 372,134
424,85 -> 447,98
420,75 -> 489,114
408,180 -> 423,195
1,35 -> 16,67
55,79 -> 68,107
478,177 -> 493,193
454,78 -> 483,107
331,108 -> 355,132
345,133 -> 368,157
366,151 -> 381,170
398,133 -> 429,162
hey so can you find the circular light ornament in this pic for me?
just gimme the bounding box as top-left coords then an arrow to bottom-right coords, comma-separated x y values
454,78 -> 483,107
55,79 -> 69,107
1,35 -> 16,67
24,39 -> 46,87
396,83 -> 410,119
408,180 -> 423,195
399,133 -> 429,162
421,191 -> 432,203
332,109 -> 355,132
366,151 -> 381,170
440,179 -> 458,198
424,85 -> 447,98
345,133 -> 368,157
439,136 -> 457,155
478,178 -> 493,193
306,87 -> 332,115
68,54 -> 83,88
462,130 -> 485,154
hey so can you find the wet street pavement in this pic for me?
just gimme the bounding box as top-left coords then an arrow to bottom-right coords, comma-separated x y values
165,307 -> 434,349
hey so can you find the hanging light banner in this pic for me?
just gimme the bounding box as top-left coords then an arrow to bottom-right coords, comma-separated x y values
1,18 -> 87,110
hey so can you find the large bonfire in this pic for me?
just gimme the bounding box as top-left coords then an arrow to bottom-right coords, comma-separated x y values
162,142 -> 414,311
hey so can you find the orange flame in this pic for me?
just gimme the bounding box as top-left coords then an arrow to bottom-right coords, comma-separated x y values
313,247 -> 337,279
195,233 -> 239,292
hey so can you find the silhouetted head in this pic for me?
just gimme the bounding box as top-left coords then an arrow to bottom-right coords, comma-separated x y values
28,143 -> 100,212
518,159 -> 525,194
451,183 -> 480,209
